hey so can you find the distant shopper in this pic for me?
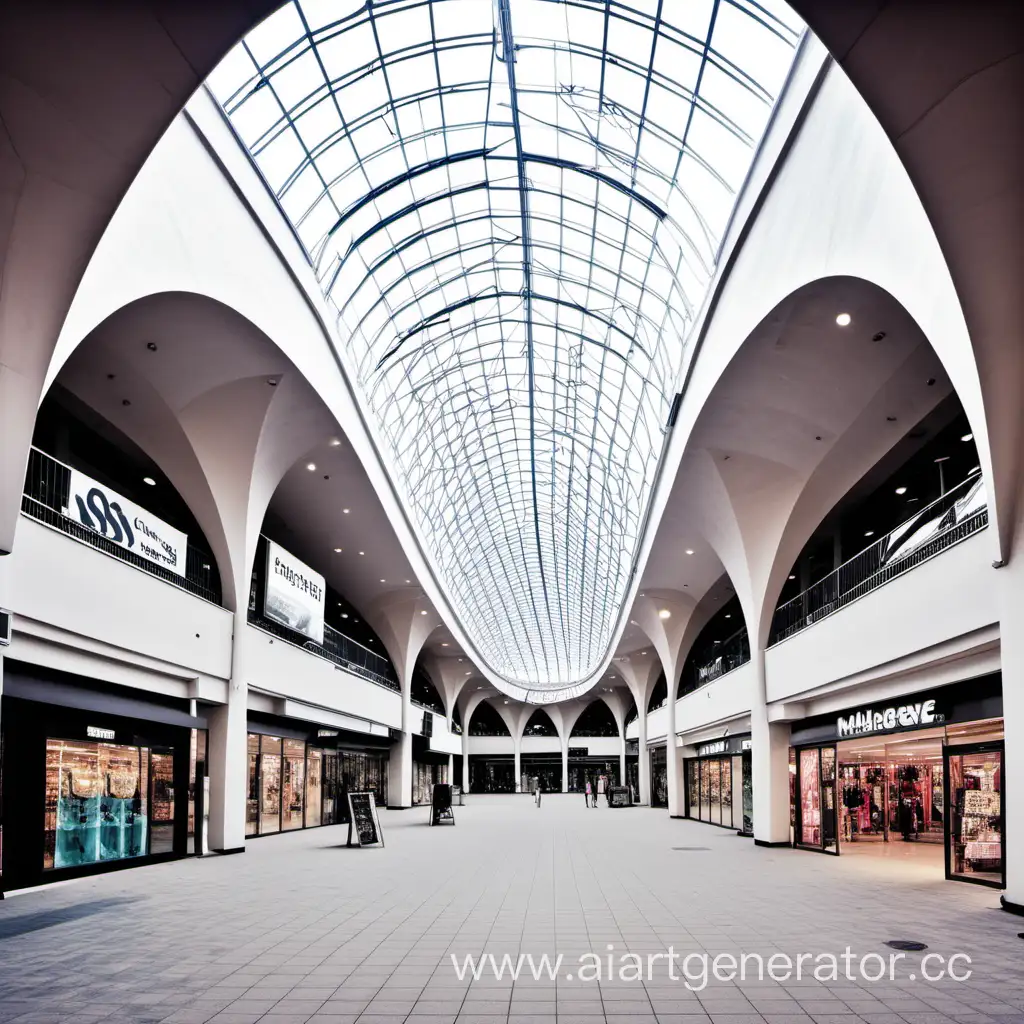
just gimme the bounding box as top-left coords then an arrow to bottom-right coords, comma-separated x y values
584,780 -> 592,807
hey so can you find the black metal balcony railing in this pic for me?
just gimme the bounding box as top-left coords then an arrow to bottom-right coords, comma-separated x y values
680,626 -> 751,697
22,447 -> 222,605
247,608 -> 400,692
769,475 -> 988,646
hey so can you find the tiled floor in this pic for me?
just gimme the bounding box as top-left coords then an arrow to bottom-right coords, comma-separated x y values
0,794 -> 1021,1024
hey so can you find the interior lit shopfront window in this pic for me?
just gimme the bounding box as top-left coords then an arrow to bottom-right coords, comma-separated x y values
44,739 -> 156,870
948,746 -> 1002,884
247,732 -> 389,836
412,762 -> 448,805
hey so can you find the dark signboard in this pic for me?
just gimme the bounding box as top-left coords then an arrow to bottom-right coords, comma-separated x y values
430,783 -> 454,826
568,747 -> 588,757
346,792 -> 384,847
608,786 -> 631,807
695,734 -> 751,758
790,674 -> 1002,746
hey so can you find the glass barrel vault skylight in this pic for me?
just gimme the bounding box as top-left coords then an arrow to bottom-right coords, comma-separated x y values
211,0 -> 801,702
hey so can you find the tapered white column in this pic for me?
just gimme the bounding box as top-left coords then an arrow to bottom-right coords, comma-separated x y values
999,556 -> 1024,911
751,654 -> 791,844
513,739 -> 521,793
561,739 -> 569,793
388,686 -> 413,808
208,610 -> 248,852
638,708 -> 647,802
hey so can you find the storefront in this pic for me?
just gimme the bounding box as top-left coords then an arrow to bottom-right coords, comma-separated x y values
1,662 -> 206,892
412,737 -> 449,805
521,754 -> 562,793
790,674 -> 1005,887
684,735 -> 753,834
566,748 -> 619,793
650,745 -> 667,808
468,754 -> 515,792
245,717 -> 390,836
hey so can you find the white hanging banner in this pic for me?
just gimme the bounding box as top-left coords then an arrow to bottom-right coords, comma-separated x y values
264,539 -> 325,644
65,468 -> 188,576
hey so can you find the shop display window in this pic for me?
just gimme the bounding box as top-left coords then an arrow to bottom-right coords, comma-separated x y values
946,745 -> 1003,886
246,733 -> 260,836
798,748 -> 822,848
187,729 -> 207,853
259,735 -> 282,835
282,739 -> 306,831
43,739 -> 154,870
149,750 -> 176,854
305,749 -> 322,828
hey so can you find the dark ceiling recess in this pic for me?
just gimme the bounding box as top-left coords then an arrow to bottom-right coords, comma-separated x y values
776,393 -> 978,610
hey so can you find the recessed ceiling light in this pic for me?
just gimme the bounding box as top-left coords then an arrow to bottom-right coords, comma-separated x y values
864,530 -> 875,537
961,433 -> 973,442
835,312 -> 851,326
788,574 -> 796,580
341,613 -> 349,619
685,548 -> 694,555
329,438 -> 341,446
343,508 -> 350,514
333,547 -> 342,553
441,642 -> 449,647
143,476 -> 156,486
266,378 -> 278,386
725,613 -> 731,619
359,551 -> 365,556
895,486 -> 907,495
405,579 -> 411,583
420,610 -> 428,616
658,608 -> 671,620
466,672 -> 471,676
306,462 -> 316,472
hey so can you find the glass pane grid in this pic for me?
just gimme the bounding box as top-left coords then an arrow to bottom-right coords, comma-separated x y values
211,0 -> 801,697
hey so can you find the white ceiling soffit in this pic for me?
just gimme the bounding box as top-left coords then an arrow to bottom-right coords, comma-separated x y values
208,0 -> 801,701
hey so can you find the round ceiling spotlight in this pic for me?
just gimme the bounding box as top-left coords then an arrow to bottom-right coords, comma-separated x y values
864,530 -> 875,537
333,547 -> 342,553
146,342 -> 158,352
420,610 -> 428,616
961,433 -> 974,442
685,548 -> 694,556
306,462 -> 316,472
835,312 -> 852,326
329,438 -> 342,447
658,608 -> 671,620
142,476 -> 156,486
895,487 -> 907,495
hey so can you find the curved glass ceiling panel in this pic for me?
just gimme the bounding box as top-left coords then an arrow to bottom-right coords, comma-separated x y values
211,0 -> 801,701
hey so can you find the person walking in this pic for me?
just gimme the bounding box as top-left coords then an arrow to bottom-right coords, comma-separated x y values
584,779 -> 592,807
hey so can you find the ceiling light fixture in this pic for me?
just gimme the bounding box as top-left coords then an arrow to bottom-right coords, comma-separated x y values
341,613 -> 349,619
266,378 -> 278,386
864,530 -> 875,537
380,578 -> 386,583
961,433 -> 974,442
658,609 -> 671,620
441,642 -> 449,647
895,486 -> 907,495
835,312 -> 851,326
359,551 -> 365,556
329,438 -> 342,446
146,342 -> 158,352
333,547 -> 342,553
143,476 -> 156,486
306,462 -> 316,471
420,610 -> 428,616
685,549 -> 694,556
788,574 -> 796,580
343,508 -> 350,514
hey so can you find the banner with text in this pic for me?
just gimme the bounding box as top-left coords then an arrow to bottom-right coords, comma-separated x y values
65,468 -> 188,576
265,539 -> 325,644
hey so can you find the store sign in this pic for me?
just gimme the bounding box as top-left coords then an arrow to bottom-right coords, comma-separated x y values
696,735 -> 752,757
837,699 -> 943,738
86,725 -> 115,740
65,468 -> 188,576
316,729 -> 338,738
264,539 -> 325,644
568,747 -> 588,757
698,740 -> 727,756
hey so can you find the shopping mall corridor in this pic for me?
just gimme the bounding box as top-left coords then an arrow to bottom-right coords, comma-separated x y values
0,796 -> 1021,1024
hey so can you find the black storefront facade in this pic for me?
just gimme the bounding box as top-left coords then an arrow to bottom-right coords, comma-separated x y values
1,660 -> 206,893
790,674 -> 1005,887
245,712 -> 392,836
684,734 -> 753,834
